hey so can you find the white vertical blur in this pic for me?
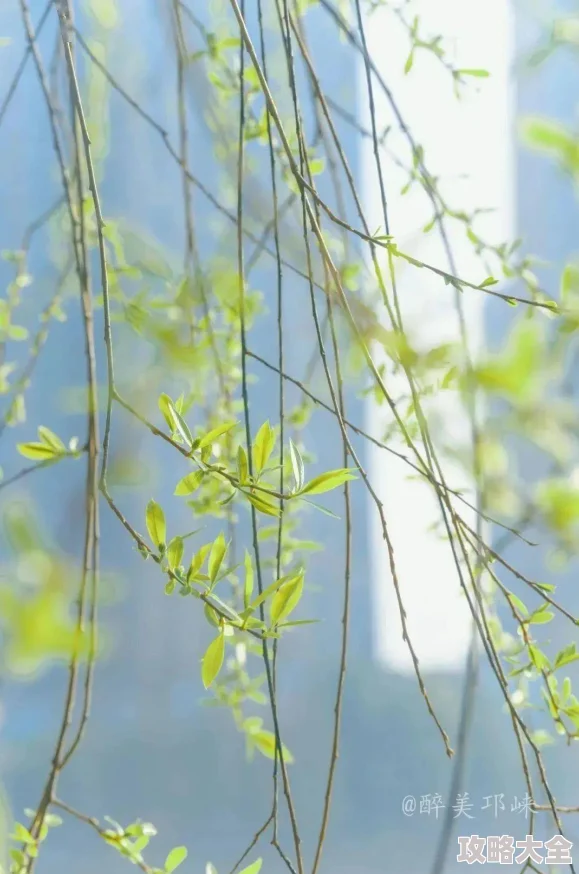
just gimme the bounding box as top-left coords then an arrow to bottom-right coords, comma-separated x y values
359,0 -> 515,671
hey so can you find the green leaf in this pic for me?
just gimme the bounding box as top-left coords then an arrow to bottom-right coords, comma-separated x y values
270,573 -> 304,626
159,393 -> 175,431
521,117 -> 576,159
300,468 -> 357,496
302,498 -> 340,519
480,276 -> 498,287
244,550 -> 254,609
252,729 -> 294,763
204,603 -> 220,627
309,157 -> 325,176
561,263 -> 579,303
252,421 -> 276,475
529,603 -> 554,625
554,644 -> 579,670
17,442 -> 58,461
202,630 -> 225,689
197,421 -> 237,450
208,532 -> 228,584
12,823 -> 34,844
237,445 -> 249,483
238,860 -> 263,874
458,68 -> 490,77
289,438 -> 305,492
37,426 -> 66,452
528,644 -> 550,671
507,593 -> 528,617
166,536 -> 184,570
246,491 -> 281,517
188,542 -> 212,581
146,499 -> 166,550
278,618 -> 320,628
248,573 -> 292,612
404,51 -> 414,74
174,470 -> 205,496
165,846 -> 188,873
168,401 -> 193,449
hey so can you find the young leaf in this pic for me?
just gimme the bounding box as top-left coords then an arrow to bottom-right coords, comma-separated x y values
208,532 -> 228,584
244,550 -> 254,609
458,68 -> 490,78
165,846 -> 188,873
38,426 -> 66,452
188,542 -> 212,581
507,593 -> 528,617
529,610 -> 554,625
252,420 -> 276,475
146,499 -> 166,550
168,401 -> 193,449
238,861 -> 262,874
158,393 -> 175,431
166,536 -> 184,570
252,729 -> 294,763
17,442 -> 58,461
302,498 -> 340,519
554,644 -> 579,670
278,619 -> 320,628
270,573 -> 304,626
246,491 -> 281,517
300,468 -> 357,496
197,421 -> 237,450
248,573 -> 292,612
237,445 -> 249,483
174,470 -> 205,496
289,438 -> 305,492
202,630 -> 225,689
204,603 -> 220,627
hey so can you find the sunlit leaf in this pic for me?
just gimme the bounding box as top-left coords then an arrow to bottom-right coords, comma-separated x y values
252,421 -> 276,475
166,536 -> 184,570
168,400 -> 193,449
202,630 -> 225,689
174,470 -> 205,496
289,438 -> 305,492
37,426 -> 66,452
457,68 -> 490,77
146,499 -> 166,550
300,468 -> 357,495
17,442 -> 58,461
159,393 -> 175,431
237,445 -> 249,484
188,543 -> 212,581
165,846 -> 188,873
238,860 -> 262,874
197,421 -> 237,450
246,491 -> 281,517
270,573 -> 304,626
208,532 -> 228,584
252,729 -> 293,763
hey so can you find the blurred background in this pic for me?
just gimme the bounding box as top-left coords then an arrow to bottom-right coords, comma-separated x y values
0,1 -> 578,872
